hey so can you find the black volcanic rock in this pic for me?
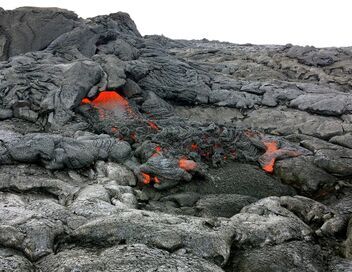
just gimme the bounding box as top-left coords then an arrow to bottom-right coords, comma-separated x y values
180,162 -> 296,198
37,244 -> 224,272
231,241 -> 325,272
0,7 -> 79,60
0,6 -> 352,272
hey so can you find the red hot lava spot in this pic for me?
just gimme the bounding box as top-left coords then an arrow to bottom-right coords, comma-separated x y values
261,141 -> 278,173
142,173 -> 151,184
81,91 -> 131,112
141,172 -> 160,184
154,176 -> 160,184
190,143 -> 198,151
147,121 -> 159,130
151,146 -> 162,158
179,159 -> 197,171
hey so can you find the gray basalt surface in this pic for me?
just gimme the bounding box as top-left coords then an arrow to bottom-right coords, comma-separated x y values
0,6 -> 352,272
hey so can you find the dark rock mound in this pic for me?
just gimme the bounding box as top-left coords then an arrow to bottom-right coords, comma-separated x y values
0,7 -> 79,60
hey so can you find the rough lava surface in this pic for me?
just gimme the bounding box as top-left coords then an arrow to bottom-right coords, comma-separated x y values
0,6 -> 352,272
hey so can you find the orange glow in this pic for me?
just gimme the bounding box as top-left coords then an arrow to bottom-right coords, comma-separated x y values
154,176 -> 160,183
191,143 -> 198,151
151,146 -> 162,158
141,172 -> 160,185
81,98 -> 90,104
81,91 -> 130,111
142,173 -> 151,184
262,159 -> 275,173
147,121 -> 159,130
264,141 -> 278,153
178,159 -> 197,171
262,141 -> 278,173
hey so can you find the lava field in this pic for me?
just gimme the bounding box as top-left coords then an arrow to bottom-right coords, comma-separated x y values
1,7 -> 352,272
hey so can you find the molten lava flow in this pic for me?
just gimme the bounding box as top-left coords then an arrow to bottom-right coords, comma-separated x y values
261,141 -> 279,173
144,111 -> 157,120
142,172 -> 151,184
151,146 -> 162,158
81,98 -> 90,104
147,121 -> 159,130
81,91 -> 131,111
141,172 -> 160,184
190,143 -> 198,151
179,159 -> 197,171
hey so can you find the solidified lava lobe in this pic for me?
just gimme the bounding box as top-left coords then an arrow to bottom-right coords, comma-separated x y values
179,159 -> 197,171
81,91 -> 131,112
261,141 -> 278,173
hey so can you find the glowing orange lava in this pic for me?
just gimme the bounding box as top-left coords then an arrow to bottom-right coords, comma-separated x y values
179,159 -> 197,171
147,121 -> 159,130
81,91 -> 131,111
151,146 -> 162,158
190,143 -> 198,151
262,141 -> 278,173
142,172 -> 151,184
141,172 -> 160,184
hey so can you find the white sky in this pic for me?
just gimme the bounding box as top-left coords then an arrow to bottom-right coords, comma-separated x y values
0,0 -> 351,47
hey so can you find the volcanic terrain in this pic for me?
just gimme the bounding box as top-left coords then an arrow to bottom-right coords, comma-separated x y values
0,7 -> 352,272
